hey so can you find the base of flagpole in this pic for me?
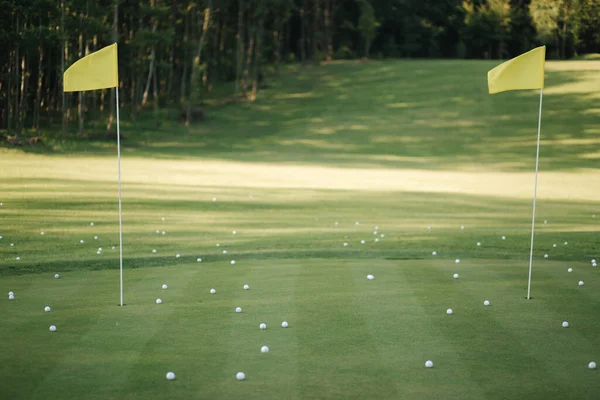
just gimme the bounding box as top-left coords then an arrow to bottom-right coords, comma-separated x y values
117,304 -> 127,306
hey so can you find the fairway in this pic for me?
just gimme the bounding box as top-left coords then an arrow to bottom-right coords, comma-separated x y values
1,59 -> 600,399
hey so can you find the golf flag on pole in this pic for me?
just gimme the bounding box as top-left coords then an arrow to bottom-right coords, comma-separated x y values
63,43 -> 125,307
487,46 -> 547,300
488,46 -> 545,94
64,43 -> 118,92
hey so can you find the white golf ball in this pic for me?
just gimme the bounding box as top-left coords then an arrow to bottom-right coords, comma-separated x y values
197,258 -> 202,262
162,231 -> 166,235
446,308 -> 453,315
460,225 -> 464,230
477,242 -> 481,246
375,226 -> 379,230
223,250 -> 227,254
156,298 -> 162,304
236,372 -> 246,381
360,240 -> 365,244
427,226 -> 431,230
44,306 -> 51,312
90,222 -> 94,226
281,321 -> 288,328
355,221 -> 359,225
375,238 -> 379,242
259,323 -> 266,330
80,240 -> 84,244
243,285 -> 249,290
231,260 -> 236,265
97,251 -> 101,255
335,221 -> 339,225
233,231 -> 236,235
589,361 -> 597,369
453,273 -> 459,279
10,243 -> 14,246
176,254 -> 180,258
380,234 -> 385,238
152,249 -> 157,253
455,259 -> 460,264
54,274 -> 60,279
156,230 -> 159,233
579,281 -> 584,286
41,231 -> 44,235
8,291 -> 14,296
544,254 -> 549,258
261,346 -> 269,353
94,236 -> 98,240
49,325 -> 56,332
593,263 -> 597,267
544,220 -> 547,224
432,251 -> 437,255
216,243 -> 220,247
235,307 -> 242,313
425,360 -> 433,368
562,321 -> 569,328
212,197 -> 216,201
16,257 -> 20,261
564,242 -> 568,245
553,244 -> 556,248
501,236 -> 506,240
373,231 -> 378,235
568,268 -> 573,272
210,288 -> 216,294
366,274 -> 375,281
592,259 -> 597,264
9,294 -> 15,300
343,243 -> 348,247
162,217 -> 165,221
162,284 -> 168,289
98,248 -> 103,251
166,372 -> 175,380
484,300 -> 490,306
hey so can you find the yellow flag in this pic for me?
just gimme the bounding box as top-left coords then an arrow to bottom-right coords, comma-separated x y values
64,43 -> 118,92
488,46 -> 545,94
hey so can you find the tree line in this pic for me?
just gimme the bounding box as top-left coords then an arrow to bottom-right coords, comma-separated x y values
0,0 -> 598,139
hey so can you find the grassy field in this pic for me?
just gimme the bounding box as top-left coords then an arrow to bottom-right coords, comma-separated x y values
1,59 -> 600,399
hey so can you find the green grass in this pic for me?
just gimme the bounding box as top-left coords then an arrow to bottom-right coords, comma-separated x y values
1,59 -> 600,399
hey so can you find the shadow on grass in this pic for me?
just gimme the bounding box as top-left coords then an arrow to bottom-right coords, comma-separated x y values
5,59 -> 600,171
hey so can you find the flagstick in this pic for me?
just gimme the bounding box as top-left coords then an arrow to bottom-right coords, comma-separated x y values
116,86 -> 124,307
527,88 -> 543,300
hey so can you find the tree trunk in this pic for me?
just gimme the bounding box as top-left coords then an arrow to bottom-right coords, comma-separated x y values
250,7 -> 264,102
14,14 -> 20,133
153,65 -> 159,127
300,1 -> 306,64
141,20 -> 158,107
313,0 -> 319,62
242,31 -> 255,95
61,2 -> 67,138
186,1 -> 211,126
180,4 -> 190,105
234,0 -> 244,99
34,47 -> 44,134
324,0 -> 333,61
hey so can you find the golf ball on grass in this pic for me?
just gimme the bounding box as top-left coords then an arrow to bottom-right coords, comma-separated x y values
49,325 -> 56,332
455,259 -> 460,264
502,236 -> 506,240
44,306 -> 51,312
425,360 -> 434,368
233,231 -> 236,235
261,346 -> 269,353
8,291 -> 14,296
243,285 -> 249,290
16,257 -> 20,261
375,238 -> 379,242
446,309 -> 453,315
477,242 -> 481,246
9,294 -> 14,300
432,251 -> 437,255
259,323 -> 266,330
281,321 -> 289,328
166,372 -> 175,380
162,284 -> 168,289
231,260 -> 236,265
235,307 -> 242,313
90,222 -> 94,226
367,275 -> 374,280
360,240 -> 365,244
544,254 -> 549,259
589,362 -> 597,370
94,236 -> 98,240
176,254 -> 180,258
579,281 -> 584,286
568,268 -> 573,272
41,232 -> 44,235
156,298 -> 162,304
162,231 -> 166,235
453,273 -> 459,279
343,243 -> 348,247
152,249 -> 157,253
197,258 -> 202,262
54,274 -> 60,279
593,263 -> 597,267
223,250 -> 227,254
236,372 -> 246,381
562,321 -> 569,328
210,289 -> 216,294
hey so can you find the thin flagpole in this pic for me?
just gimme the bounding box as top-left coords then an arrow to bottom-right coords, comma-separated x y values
527,88 -> 543,300
116,86 -> 124,306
